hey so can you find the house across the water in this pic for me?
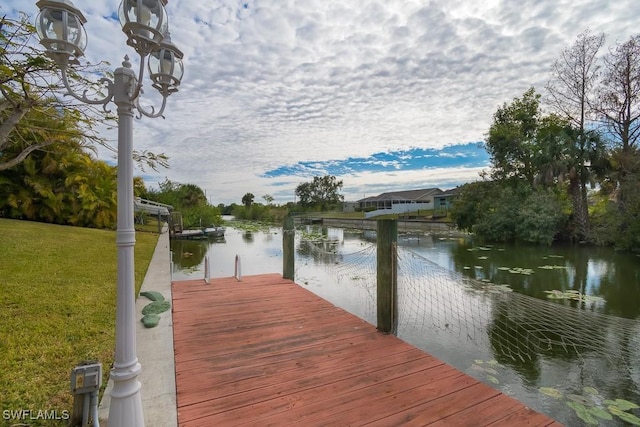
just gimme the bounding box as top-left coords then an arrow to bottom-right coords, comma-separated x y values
354,187 -> 460,218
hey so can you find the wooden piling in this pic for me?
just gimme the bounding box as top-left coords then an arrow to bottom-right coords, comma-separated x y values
283,216 -> 295,280
376,219 -> 397,333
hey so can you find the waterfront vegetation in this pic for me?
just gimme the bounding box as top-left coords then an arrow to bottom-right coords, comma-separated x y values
450,33 -> 640,251
0,218 -> 158,417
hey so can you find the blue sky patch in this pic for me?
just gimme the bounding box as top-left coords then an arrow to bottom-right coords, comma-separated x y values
263,143 -> 489,178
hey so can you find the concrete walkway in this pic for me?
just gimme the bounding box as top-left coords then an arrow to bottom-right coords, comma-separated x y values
99,228 -> 177,426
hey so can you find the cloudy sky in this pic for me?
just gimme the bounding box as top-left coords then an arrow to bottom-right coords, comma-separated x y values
5,1 -> 639,204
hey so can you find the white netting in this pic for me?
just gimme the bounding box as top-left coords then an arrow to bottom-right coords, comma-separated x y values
396,247 -> 640,369
296,238 -> 378,323
297,235 -> 640,370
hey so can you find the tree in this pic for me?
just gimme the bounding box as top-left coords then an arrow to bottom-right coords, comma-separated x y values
147,179 -> 220,228
485,88 -> 542,187
151,179 -> 207,208
0,13 -> 168,172
1,14 -> 106,170
534,114 -> 608,242
597,34 -> 640,154
295,175 -> 344,211
242,193 -> 255,209
262,194 -> 274,205
450,180 -> 499,233
451,180 -> 567,244
477,87 -> 602,243
0,136 -> 118,228
546,30 -> 605,240
596,34 -> 640,219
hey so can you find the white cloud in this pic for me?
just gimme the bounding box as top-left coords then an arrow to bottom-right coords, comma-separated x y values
5,0 -> 638,204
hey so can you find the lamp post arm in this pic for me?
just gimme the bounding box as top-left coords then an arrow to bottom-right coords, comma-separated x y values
129,54 -> 148,102
60,66 -> 115,112
135,95 -> 168,119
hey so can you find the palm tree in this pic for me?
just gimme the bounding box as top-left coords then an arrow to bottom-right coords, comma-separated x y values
535,115 -> 607,241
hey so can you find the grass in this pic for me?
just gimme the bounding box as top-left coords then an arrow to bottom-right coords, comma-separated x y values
0,218 -> 158,422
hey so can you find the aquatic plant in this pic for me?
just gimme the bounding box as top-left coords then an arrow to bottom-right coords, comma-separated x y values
537,386 -> 640,425
544,290 -> 605,304
470,359 -> 502,385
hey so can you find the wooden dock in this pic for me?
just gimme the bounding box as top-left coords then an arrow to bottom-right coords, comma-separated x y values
172,274 -> 561,426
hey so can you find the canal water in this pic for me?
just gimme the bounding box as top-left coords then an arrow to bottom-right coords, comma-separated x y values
170,224 -> 640,426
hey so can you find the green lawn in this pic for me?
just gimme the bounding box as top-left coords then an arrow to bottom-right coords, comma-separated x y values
0,218 -> 158,420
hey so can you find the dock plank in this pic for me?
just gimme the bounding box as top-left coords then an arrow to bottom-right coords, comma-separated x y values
172,274 -> 560,426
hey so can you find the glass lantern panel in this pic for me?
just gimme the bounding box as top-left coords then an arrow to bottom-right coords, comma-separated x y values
149,49 -> 171,81
172,57 -> 184,81
119,0 -> 167,34
37,9 -> 64,40
143,0 -> 167,33
67,15 -> 87,52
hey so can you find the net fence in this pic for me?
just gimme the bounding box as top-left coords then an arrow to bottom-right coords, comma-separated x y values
396,247 -> 640,369
297,235 -> 640,371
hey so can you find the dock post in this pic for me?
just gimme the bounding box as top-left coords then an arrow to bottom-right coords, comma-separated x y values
377,219 -> 397,333
283,216 -> 295,280
204,256 -> 210,284
234,255 -> 242,282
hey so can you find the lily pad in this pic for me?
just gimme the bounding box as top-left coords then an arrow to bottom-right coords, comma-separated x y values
508,267 -> 535,275
566,401 -> 600,425
608,406 -> 640,425
539,387 -> 563,399
588,406 -> 613,421
486,375 -> 499,384
583,386 -> 599,395
575,409 -> 600,425
567,394 -> 593,406
543,290 -> 606,304
605,399 -> 640,411
538,265 -> 567,270
567,401 -> 587,412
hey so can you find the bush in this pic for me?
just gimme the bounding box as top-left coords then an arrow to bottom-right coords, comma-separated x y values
182,204 -> 222,228
516,190 -> 568,245
232,203 -> 283,222
454,182 -> 567,245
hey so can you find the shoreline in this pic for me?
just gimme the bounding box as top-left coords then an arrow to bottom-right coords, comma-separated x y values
296,216 -> 460,233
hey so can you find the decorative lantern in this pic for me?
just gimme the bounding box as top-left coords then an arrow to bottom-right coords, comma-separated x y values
35,0 -> 87,67
119,0 -> 168,56
148,33 -> 184,95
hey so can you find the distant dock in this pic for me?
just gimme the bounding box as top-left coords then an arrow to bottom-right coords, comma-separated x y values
172,274 -> 560,426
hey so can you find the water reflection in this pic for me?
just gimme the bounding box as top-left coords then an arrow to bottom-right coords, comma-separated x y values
242,231 -> 254,243
171,239 -> 208,270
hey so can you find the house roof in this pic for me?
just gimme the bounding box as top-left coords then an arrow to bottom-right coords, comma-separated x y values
439,187 -> 462,197
357,188 -> 443,203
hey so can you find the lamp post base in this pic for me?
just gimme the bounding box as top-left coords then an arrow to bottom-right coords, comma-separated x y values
107,366 -> 144,427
